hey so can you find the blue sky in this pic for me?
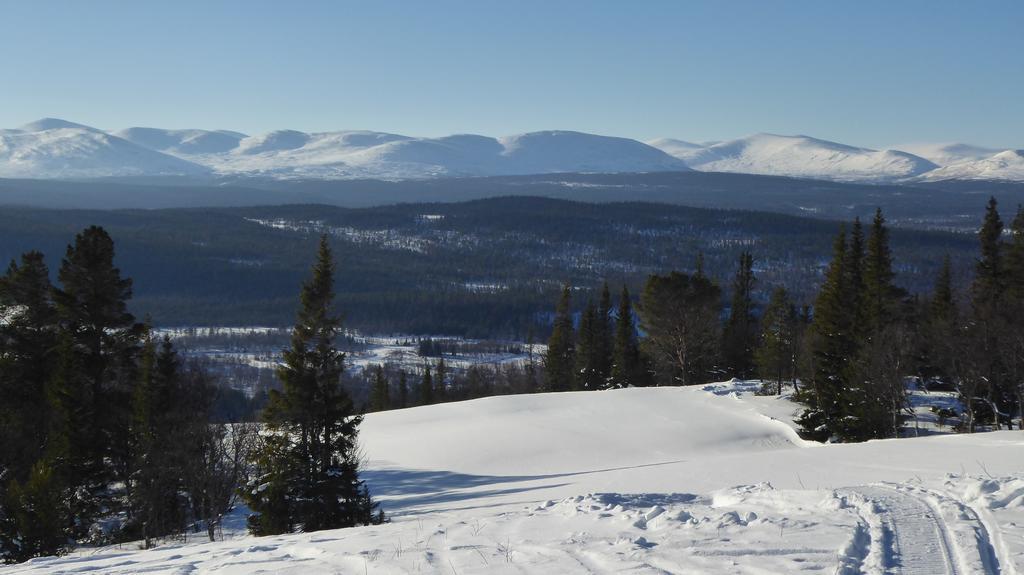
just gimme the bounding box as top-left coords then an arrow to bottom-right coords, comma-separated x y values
2,0 -> 1021,148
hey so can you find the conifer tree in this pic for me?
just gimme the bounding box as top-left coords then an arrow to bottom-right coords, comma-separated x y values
755,287 -> 797,395
639,270 -> 721,386
609,286 -> 644,387
244,235 -> 377,535
544,284 -> 576,392
0,252 -> 57,484
369,365 -> 390,412
397,370 -> 408,408
1007,205 -> 1024,301
574,300 -> 603,390
0,462 -> 67,562
54,226 -> 144,520
595,282 -> 614,381
420,364 -> 433,405
862,208 -> 900,332
435,357 -> 448,402
723,251 -> 758,379
798,226 -> 857,441
973,197 -> 1005,306
129,335 -> 189,546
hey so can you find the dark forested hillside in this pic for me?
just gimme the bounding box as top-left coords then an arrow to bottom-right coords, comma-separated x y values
0,197 -> 977,336
2,173 -> 1023,233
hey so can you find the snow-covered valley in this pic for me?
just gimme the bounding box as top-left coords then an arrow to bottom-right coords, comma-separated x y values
9,383 -> 1022,574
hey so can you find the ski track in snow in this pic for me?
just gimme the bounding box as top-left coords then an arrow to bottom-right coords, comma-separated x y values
844,484 -> 1000,575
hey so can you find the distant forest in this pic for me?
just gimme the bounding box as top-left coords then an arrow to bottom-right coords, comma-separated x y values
0,196 -> 980,337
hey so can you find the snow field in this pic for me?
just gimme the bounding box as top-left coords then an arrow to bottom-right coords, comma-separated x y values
7,382 -> 1023,573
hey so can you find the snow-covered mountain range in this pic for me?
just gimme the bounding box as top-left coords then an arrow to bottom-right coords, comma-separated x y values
1,118 -> 1021,183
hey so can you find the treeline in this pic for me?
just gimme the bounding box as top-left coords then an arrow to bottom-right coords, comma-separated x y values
539,200 -> 1024,442
0,197 -> 975,336
1,231 -> 380,563
361,351 -> 543,413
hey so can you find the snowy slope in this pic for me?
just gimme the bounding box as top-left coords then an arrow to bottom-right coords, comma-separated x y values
4,120 -> 689,180
116,127 -> 248,155
897,142 -> 1001,166
920,149 -> 1024,181
5,118 -> 1023,182
651,133 -> 940,182
160,129 -> 691,179
0,120 -> 208,178
9,383 -> 1022,574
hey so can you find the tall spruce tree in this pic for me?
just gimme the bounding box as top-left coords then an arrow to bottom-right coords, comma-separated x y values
609,286 -> 644,387
244,236 -> 377,535
862,208 -> 900,332
797,226 -> 858,441
723,251 -> 758,379
544,284 -> 576,392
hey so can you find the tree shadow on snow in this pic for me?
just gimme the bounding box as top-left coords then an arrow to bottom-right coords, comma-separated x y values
362,460 -> 688,515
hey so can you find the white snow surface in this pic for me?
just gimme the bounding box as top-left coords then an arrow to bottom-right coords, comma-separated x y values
920,149 -> 1024,182
88,121 -> 691,179
0,121 -> 209,178
897,142 -> 1003,166
651,133 -> 940,182
10,381 -> 1023,574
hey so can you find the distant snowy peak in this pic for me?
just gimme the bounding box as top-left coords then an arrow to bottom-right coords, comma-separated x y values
920,149 -> 1024,182
896,143 -> 1001,166
498,131 -> 689,174
0,124 -> 208,179
646,137 -> 705,158
18,117 -> 103,133
116,127 -> 248,155
651,133 -> 939,182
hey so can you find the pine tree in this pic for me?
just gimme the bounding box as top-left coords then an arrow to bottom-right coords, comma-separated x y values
0,462 -> 68,562
435,357 -> 448,402
53,227 -> 144,524
755,287 -> 797,395
848,217 -> 866,330
0,252 -> 58,485
862,208 -> 900,333
420,365 -> 433,405
369,365 -> 390,412
1007,204 -> 1024,301
129,335 -> 189,546
397,370 -> 408,409
544,284 -> 576,392
244,235 -> 377,535
722,251 -> 758,379
609,286 -> 644,387
595,282 -> 614,381
973,197 -> 1005,307
573,300 -> 602,390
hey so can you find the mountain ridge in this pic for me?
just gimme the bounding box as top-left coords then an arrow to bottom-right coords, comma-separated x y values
2,118 -> 1022,182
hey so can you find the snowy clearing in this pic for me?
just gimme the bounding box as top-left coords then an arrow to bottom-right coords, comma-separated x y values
8,382 -> 1023,574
